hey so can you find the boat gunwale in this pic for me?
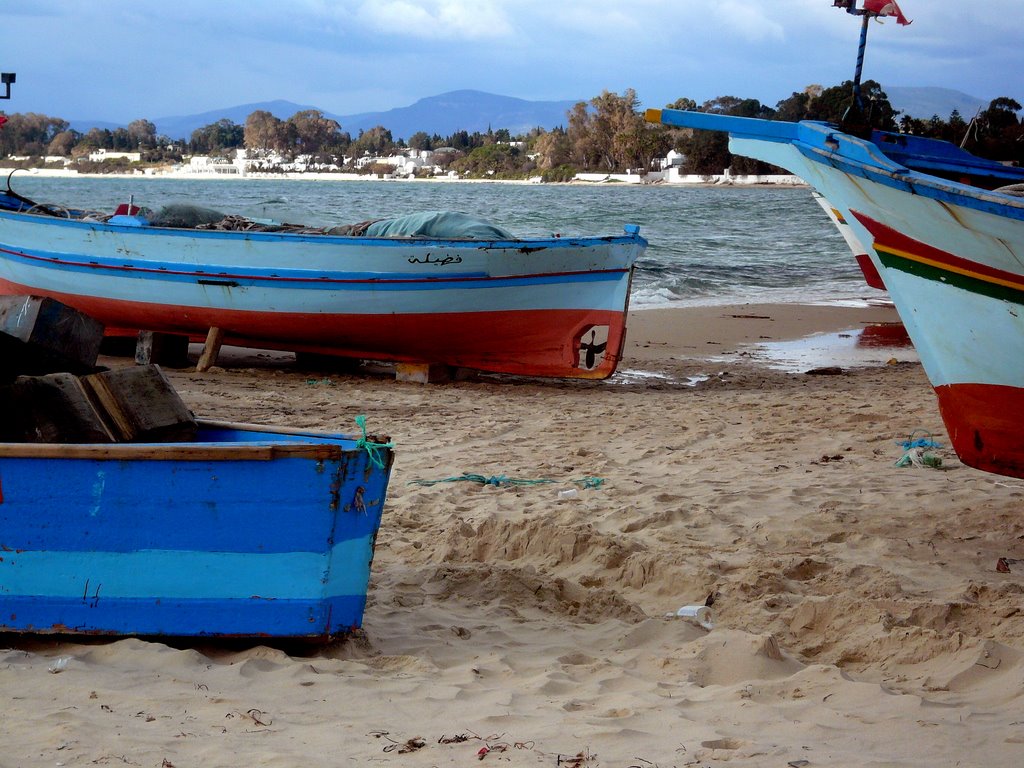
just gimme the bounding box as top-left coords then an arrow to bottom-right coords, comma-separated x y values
0,207 -> 647,250
0,419 -> 391,462
647,108 -> 1024,222
794,141 -> 1024,223
0,242 -> 636,288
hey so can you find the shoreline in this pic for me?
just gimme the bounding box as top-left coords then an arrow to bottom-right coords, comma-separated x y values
0,165 -> 808,188
625,301 -> 901,364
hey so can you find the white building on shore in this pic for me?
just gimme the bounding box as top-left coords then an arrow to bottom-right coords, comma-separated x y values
87,148 -> 141,163
176,153 -> 246,176
570,148 -> 804,186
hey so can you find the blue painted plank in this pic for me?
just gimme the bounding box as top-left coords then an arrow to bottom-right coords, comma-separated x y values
0,594 -> 369,636
1,245 -> 629,291
0,536 -> 375,599
0,454 -> 388,552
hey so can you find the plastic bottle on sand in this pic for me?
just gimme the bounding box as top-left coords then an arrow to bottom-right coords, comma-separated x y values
672,604 -> 714,630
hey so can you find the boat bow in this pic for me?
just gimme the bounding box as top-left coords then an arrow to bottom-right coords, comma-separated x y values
645,107 -> 1024,479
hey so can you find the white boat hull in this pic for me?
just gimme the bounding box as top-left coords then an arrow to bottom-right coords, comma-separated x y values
0,210 -> 646,379
649,108 -> 1024,477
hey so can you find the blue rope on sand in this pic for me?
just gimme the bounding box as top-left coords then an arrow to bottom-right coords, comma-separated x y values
898,437 -> 943,450
894,429 -> 943,469
354,414 -> 393,469
408,473 -> 606,489
408,473 -> 553,487
896,429 -> 943,450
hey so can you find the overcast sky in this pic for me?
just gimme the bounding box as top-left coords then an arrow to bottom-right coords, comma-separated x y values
4,1 -> 1022,123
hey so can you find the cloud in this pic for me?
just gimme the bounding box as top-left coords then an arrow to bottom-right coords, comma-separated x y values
6,0 -> 1023,124
541,3 -> 644,38
705,0 -> 786,42
354,0 -> 514,40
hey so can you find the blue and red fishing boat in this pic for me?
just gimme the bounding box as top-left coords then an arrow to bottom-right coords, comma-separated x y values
648,0 -> 1024,478
0,189 -> 645,380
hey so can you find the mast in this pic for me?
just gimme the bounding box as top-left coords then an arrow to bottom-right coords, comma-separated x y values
836,1 -> 877,136
833,1 -> 912,135
851,13 -> 871,113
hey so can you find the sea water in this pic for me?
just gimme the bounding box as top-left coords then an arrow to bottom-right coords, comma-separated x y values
7,176 -> 875,309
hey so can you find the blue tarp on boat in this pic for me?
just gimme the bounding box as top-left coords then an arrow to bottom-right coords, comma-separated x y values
365,211 -> 513,239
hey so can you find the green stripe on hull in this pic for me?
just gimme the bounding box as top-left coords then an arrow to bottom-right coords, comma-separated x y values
877,249 -> 1024,306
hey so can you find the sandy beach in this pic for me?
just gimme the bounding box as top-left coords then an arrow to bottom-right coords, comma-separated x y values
3,302 -> 1023,767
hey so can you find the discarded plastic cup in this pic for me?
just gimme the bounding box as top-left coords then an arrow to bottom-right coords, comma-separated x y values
672,605 -> 714,630
557,488 -> 579,500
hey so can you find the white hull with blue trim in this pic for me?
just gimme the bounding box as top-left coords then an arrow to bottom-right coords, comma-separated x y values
647,107 -> 1024,478
0,204 -> 646,379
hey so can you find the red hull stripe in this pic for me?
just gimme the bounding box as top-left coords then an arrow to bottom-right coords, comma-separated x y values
854,254 -> 886,290
0,280 -> 629,379
852,211 -> 1024,293
934,382 -> 1024,479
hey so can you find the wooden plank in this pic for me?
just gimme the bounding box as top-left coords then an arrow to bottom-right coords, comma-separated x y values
0,442 -> 345,461
197,418 -> 357,440
81,365 -> 197,442
195,327 -> 225,372
395,362 -> 452,384
0,295 -> 105,378
0,373 -> 116,443
0,416 -> 367,459
135,331 -> 191,368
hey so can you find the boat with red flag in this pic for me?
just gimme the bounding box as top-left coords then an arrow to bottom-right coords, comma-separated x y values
648,0 -> 1024,478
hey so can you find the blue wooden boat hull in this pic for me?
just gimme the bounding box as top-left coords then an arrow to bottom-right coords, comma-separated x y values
0,421 -> 393,638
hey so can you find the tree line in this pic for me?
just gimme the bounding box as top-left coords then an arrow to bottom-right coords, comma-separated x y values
0,83 -> 1020,179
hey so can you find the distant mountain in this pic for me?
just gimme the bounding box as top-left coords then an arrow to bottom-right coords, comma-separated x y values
75,86 -> 1001,141
154,99 -> 322,142
335,90 -> 578,140
69,90 -> 580,141
66,118 -> 123,134
69,99 -> 319,141
882,86 -> 989,120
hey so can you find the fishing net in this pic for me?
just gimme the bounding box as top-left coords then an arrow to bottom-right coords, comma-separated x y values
147,204 -> 227,228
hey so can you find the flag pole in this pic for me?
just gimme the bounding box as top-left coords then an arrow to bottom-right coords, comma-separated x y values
851,13 -> 871,113
834,0 -> 912,134
836,2 -> 874,136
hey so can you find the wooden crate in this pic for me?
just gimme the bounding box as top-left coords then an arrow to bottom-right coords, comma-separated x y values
82,365 -> 197,442
0,295 -> 105,380
0,373 -> 116,443
0,365 -> 196,444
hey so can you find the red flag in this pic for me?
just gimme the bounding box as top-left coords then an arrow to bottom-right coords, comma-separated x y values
863,0 -> 912,25
0,115 -> 6,129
